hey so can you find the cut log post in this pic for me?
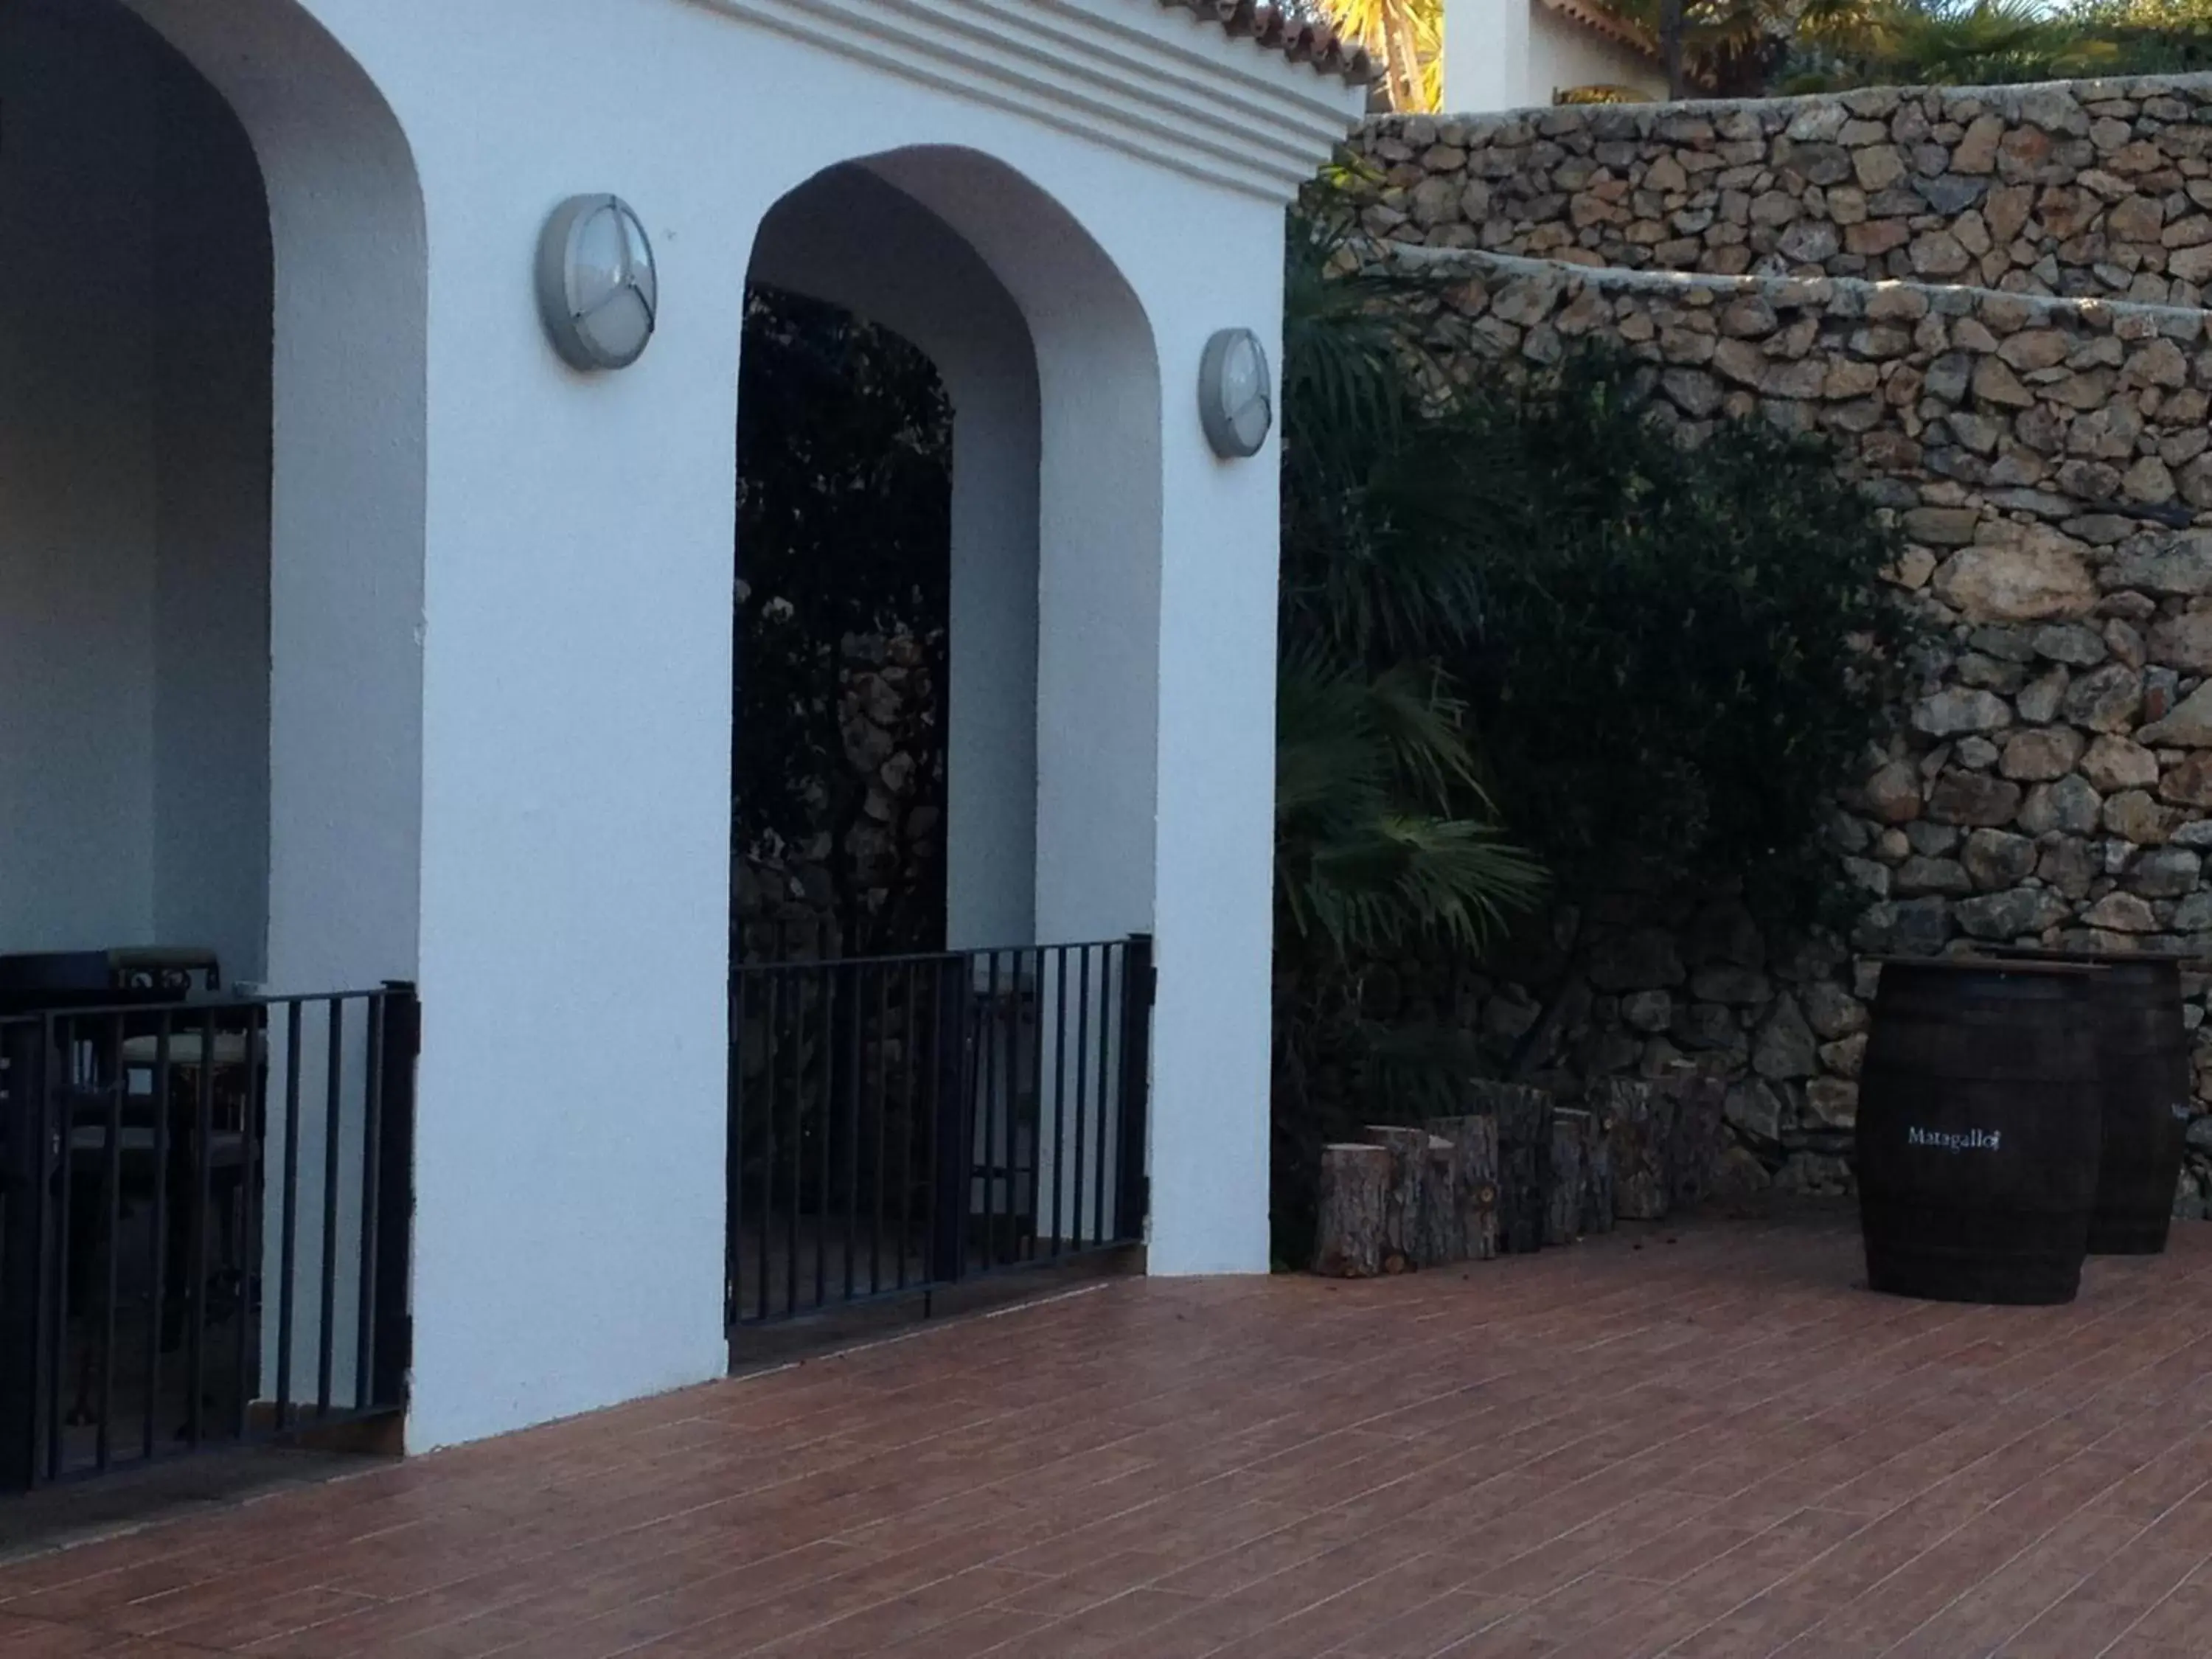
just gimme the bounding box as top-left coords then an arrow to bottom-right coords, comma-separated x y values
1422,1114 -> 1501,1262
1314,1144 -> 1392,1277
1596,1079 -> 1675,1221
1547,1109 -> 1594,1245
1416,1134 -> 1463,1267
1363,1125 -> 1427,1273
1582,1104 -> 1617,1236
1663,1074 -> 1727,1212
1467,1081 -> 1553,1254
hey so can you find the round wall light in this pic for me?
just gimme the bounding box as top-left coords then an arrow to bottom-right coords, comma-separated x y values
536,195 -> 658,372
1198,327 -> 1273,459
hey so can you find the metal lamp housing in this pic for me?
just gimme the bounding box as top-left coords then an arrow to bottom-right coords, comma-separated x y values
536,195 -> 658,372
1197,327 -> 1273,459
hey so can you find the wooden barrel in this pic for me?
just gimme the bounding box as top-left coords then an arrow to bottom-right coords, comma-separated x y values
1989,949 -> 2191,1256
1857,959 -> 2103,1305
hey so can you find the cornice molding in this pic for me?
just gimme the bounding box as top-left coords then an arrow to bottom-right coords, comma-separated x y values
682,0 -> 1367,201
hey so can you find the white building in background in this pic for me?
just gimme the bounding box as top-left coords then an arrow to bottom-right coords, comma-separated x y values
0,0 -> 1367,1455
1444,0 -> 1667,111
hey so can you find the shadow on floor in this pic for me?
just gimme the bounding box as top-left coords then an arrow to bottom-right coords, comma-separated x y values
726,1242 -> 1144,1373
0,1443 -> 389,1567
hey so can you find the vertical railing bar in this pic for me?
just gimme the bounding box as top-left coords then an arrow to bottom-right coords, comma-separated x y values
752,973 -> 779,1327
187,1008 -> 217,1450
870,965 -> 888,1297
785,968 -> 801,1322
356,996 -> 385,1412
1118,936 -> 1155,1245
728,973 -> 745,1334
1,1020 -> 51,1490
44,1015 -> 70,1481
1049,947 -> 1070,1260
233,1004 -> 265,1441
898,961 -> 918,1293
276,1001 -> 302,1430
984,950 -> 1002,1273
928,955 -> 968,1292
143,1013 -> 173,1463
316,998 -> 343,1418
96,1015 -> 123,1473
757,973 -> 777,1324
1093,945 -> 1113,1250
1025,950 -> 1046,1265
814,964 -> 834,1312
843,963 -> 862,1304
1071,953 -> 1091,1252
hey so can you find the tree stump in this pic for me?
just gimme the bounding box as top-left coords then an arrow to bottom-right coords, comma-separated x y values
1314,1144 -> 1392,1277
1416,1134 -> 1464,1267
1363,1125 -> 1428,1273
1663,1074 -> 1727,1212
1467,1081 -> 1553,1254
1546,1109 -> 1595,1245
1596,1078 -> 1675,1222
1422,1114 -> 1501,1262
1582,1107 -> 1617,1236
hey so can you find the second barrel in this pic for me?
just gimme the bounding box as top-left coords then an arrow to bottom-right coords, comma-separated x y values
1992,948 -> 2191,1255
1857,959 -> 2103,1305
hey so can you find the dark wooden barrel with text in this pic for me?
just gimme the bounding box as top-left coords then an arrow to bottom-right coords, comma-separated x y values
1857,959 -> 2103,1305
1991,948 -> 2191,1256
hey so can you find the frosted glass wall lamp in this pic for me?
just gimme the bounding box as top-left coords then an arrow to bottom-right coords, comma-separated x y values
1198,327 -> 1273,459
537,195 -> 658,371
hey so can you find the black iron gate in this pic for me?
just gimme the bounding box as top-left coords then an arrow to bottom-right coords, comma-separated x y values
0,987 -> 416,1492
727,937 -> 1152,1329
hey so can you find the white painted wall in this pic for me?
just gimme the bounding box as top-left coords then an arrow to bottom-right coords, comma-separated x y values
0,3 -> 161,952
748,167 -> 1042,952
152,44 -> 276,984
79,0 -> 1359,1450
122,0 -> 428,1004
1529,7 -> 1667,102
0,0 -> 271,978
1445,0 -> 1663,111
1444,0 -> 1534,114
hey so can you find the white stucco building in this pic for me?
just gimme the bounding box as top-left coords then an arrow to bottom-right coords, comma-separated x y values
0,0 -> 1367,1456
1444,0 -> 1666,111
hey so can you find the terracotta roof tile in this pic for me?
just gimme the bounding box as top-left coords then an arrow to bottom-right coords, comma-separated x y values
1540,0 -> 1660,63
1157,1 -> 1378,85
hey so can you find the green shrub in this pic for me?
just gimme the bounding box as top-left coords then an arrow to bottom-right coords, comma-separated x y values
1447,347 -> 1921,917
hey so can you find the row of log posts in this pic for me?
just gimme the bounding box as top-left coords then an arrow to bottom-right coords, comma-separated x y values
1312,1070 -> 1725,1276
1313,1113 -> 1503,1276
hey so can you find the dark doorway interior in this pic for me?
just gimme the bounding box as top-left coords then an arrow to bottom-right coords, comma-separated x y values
731,289 -> 953,967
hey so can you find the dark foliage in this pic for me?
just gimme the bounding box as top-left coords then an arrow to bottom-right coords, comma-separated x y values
1268,214 -> 1921,1263
734,287 -> 952,956
1449,348 -> 1921,917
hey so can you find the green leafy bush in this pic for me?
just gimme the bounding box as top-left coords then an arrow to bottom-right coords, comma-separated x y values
1267,216 -> 1922,1262
1447,348 -> 1920,917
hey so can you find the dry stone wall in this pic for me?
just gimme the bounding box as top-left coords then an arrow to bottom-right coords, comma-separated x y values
732,627 -> 945,964
1394,248 -> 2212,1206
1342,77 -> 2212,1210
1348,78 -> 2212,306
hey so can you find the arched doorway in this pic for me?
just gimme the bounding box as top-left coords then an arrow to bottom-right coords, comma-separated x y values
727,150 -> 1162,1342
0,0 -> 426,1485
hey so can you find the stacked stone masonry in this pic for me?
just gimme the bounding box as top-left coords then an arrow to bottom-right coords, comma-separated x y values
1345,76 -> 2212,1213
1351,78 -> 2212,305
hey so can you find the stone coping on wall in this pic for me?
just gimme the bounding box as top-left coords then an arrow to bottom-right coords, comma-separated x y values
1346,73 -> 2212,307
1389,241 -> 2212,333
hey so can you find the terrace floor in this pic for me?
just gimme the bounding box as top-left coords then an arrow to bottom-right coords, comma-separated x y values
5,1205 -> 2212,1658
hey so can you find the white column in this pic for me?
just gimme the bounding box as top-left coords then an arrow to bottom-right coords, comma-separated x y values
1444,0 -> 1535,114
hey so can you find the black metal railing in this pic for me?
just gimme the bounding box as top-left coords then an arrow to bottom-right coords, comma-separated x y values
728,937 -> 1152,1329
0,987 -> 416,1492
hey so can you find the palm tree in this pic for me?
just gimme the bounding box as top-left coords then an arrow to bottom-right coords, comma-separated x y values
1301,0 -> 1442,111
1270,206 -> 1546,1261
